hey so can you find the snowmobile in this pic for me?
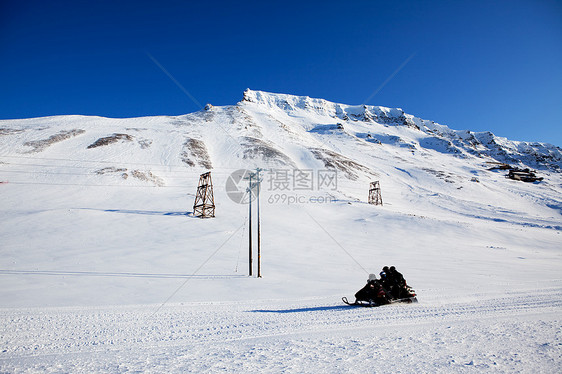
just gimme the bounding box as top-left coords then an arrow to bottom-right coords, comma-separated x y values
343,274 -> 417,307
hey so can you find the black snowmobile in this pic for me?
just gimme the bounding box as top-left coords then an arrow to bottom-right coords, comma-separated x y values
343,272 -> 417,307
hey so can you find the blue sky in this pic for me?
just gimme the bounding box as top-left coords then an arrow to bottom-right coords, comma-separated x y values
1,0 -> 561,146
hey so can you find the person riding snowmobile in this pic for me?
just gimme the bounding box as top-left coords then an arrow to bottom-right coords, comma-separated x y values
387,266 -> 414,299
354,274 -> 389,305
379,270 -> 393,296
388,266 -> 405,286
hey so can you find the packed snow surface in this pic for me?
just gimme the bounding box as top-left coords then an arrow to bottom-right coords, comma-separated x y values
0,90 -> 561,372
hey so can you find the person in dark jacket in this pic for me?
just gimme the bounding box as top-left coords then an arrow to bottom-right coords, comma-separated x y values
389,266 -> 405,286
388,266 -> 413,298
380,266 -> 398,299
354,274 -> 389,305
379,270 -> 393,297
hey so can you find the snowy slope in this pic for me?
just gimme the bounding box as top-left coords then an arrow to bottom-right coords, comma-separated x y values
0,90 -> 561,372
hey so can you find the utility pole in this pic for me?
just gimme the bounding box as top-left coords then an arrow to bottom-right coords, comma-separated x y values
247,172 -> 254,276
255,168 -> 263,278
244,168 -> 263,278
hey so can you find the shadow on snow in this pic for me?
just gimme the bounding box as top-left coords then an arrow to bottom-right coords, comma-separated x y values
0,269 -> 244,279
78,208 -> 195,217
250,305 -> 350,313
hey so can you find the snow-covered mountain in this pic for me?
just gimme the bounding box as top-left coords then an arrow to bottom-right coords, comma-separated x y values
2,88 -> 561,223
1,90 -> 561,372
242,89 -> 562,172
2,89 -> 561,192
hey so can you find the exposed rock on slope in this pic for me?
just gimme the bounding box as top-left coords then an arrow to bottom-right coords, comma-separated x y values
24,129 -> 85,153
87,133 -> 133,149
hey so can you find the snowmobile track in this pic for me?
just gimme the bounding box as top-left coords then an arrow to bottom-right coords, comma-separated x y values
0,289 -> 560,373
1,289 -> 560,360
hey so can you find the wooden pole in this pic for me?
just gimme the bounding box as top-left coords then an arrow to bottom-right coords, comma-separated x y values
248,173 -> 253,277
257,169 -> 262,278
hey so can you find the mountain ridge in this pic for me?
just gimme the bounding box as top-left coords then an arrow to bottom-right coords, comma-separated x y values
0,89 -> 560,188
240,89 -> 561,171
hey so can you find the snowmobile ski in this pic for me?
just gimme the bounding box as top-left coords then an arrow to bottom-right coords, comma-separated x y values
390,296 -> 418,304
342,296 -> 417,307
342,296 -> 382,307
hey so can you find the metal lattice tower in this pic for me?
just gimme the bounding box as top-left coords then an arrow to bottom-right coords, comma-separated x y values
193,172 -> 215,218
368,181 -> 383,206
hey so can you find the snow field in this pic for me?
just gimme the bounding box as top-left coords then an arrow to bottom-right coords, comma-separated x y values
1,290 -> 560,373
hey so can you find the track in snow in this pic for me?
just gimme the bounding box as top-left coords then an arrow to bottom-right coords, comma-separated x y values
1,287 -> 561,373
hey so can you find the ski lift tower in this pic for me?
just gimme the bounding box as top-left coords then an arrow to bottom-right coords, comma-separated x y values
193,172 -> 215,218
368,181 -> 383,206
